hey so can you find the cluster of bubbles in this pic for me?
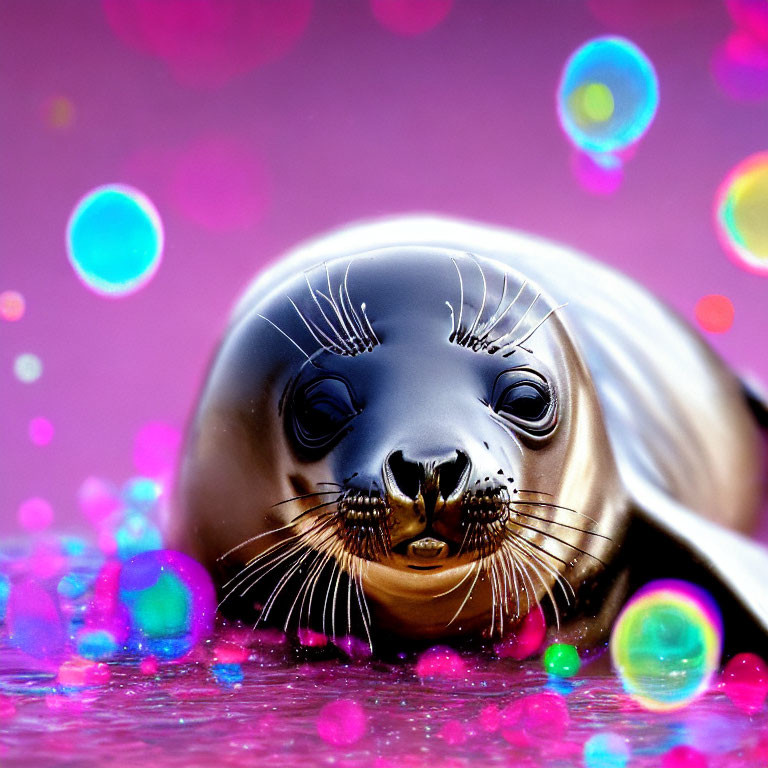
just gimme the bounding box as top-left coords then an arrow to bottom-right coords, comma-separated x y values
66,184 -> 164,297
715,151 -> 768,275
610,579 -> 722,711
557,36 -> 659,194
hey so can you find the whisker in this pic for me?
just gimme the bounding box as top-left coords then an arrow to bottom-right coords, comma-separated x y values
256,313 -> 316,364
446,561 -> 482,627
510,499 -> 601,525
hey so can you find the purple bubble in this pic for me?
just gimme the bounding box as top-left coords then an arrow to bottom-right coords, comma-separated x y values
7,580 -> 67,660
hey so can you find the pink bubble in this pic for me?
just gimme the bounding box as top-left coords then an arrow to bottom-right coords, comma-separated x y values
27,541 -> 67,579
78,476 -> 120,527
133,421 -> 181,477
478,703 -> 501,733
86,561 -> 131,644
415,645 -> 467,678
721,652 -> 768,714
439,719 -> 467,746
18,497 -> 54,532
168,136 -> 268,231
500,692 -> 570,743
101,0 -> 313,88
140,656 -> 159,675
212,641 -> 250,664
316,699 -> 367,746
711,30 -> 768,103
495,606 -> 547,660
370,0 -> 452,36
297,628 -> 328,647
0,290 -> 25,322
570,151 -> 624,196
661,745 -> 709,768
28,417 -> 55,446
726,0 -> 768,44
57,658 -> 97,688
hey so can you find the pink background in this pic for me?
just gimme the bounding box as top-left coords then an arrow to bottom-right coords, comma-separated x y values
1,0 -> 766,537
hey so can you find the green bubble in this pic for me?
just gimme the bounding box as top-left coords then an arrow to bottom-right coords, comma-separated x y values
543,643 -> 581,678
132,572 -> 191,638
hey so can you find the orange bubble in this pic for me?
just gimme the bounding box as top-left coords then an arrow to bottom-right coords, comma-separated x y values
0,290 -> 25,322
43,95 -> 76,130
695,294 -> 735,334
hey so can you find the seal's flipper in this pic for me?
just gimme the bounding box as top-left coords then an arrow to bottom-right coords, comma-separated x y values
625,466 -> 768,652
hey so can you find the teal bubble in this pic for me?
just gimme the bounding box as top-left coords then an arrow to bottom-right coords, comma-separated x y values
58,572 -> 90,600
76,629 -> 118,660
122,477 -> 162,513
116,514 -> 163,561
557,36 -> 659,154
584,732 -> 630,768
66,184 -> 164,297
0,574 -> 10,621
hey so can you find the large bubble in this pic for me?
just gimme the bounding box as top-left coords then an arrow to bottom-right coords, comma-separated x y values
610,580 -> 722,711
66,184 -> 164,297
118,550 -> 215,659
557,36 -> 659,154
715,152 -> 768,275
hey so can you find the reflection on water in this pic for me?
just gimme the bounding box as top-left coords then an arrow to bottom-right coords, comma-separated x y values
0,541 -> 766,767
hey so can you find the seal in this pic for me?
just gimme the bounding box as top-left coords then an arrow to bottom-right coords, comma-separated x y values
169,215 -> 768,651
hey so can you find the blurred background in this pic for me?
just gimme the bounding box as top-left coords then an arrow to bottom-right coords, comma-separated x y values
1,0 -> 766,541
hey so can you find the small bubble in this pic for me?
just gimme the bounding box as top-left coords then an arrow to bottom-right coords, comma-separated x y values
0,290 -> 25,322
14,353 -> 42,383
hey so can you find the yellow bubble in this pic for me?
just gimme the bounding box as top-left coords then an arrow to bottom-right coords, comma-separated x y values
569,82 -> 615,126
44,95 -> 76,131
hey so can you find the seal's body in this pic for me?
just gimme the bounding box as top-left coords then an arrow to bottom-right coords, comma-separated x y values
171,216 -> 768,649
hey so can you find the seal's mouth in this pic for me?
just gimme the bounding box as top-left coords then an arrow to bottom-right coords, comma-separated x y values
393,534 -> 452,570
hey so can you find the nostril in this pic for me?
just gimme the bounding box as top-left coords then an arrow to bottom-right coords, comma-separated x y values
386,451 -> 422,499
437,451 -> 470,499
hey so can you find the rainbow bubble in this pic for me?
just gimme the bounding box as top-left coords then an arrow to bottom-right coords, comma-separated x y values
557,36 -> 659,154
13,353 -> 42,383
66,184 -> 164,297
715,152 -> 768,275
610,580 -> 722,711
118,550 -> 215,658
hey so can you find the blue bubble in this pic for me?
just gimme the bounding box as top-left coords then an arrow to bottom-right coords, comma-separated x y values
584,732 -> 630,768
116,514 -> 163,561
60,536 -> 88,558
557,36 -> 659,154
212,663 -> 244,685
76,629 -> 118,660
58,572 -> 90,600
0,574 -> 10,621
66,184 -> 164,297
122,477 -> 162,513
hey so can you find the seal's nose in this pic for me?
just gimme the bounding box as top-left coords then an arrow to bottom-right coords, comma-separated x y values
385,450 -> 470,502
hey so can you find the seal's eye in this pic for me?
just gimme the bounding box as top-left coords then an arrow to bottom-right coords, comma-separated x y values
497,383 -> 549,422
292,377 -> 358,449
492,371 -> 556,436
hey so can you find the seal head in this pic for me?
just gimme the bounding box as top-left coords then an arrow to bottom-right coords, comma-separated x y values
173,247 -> 625,643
